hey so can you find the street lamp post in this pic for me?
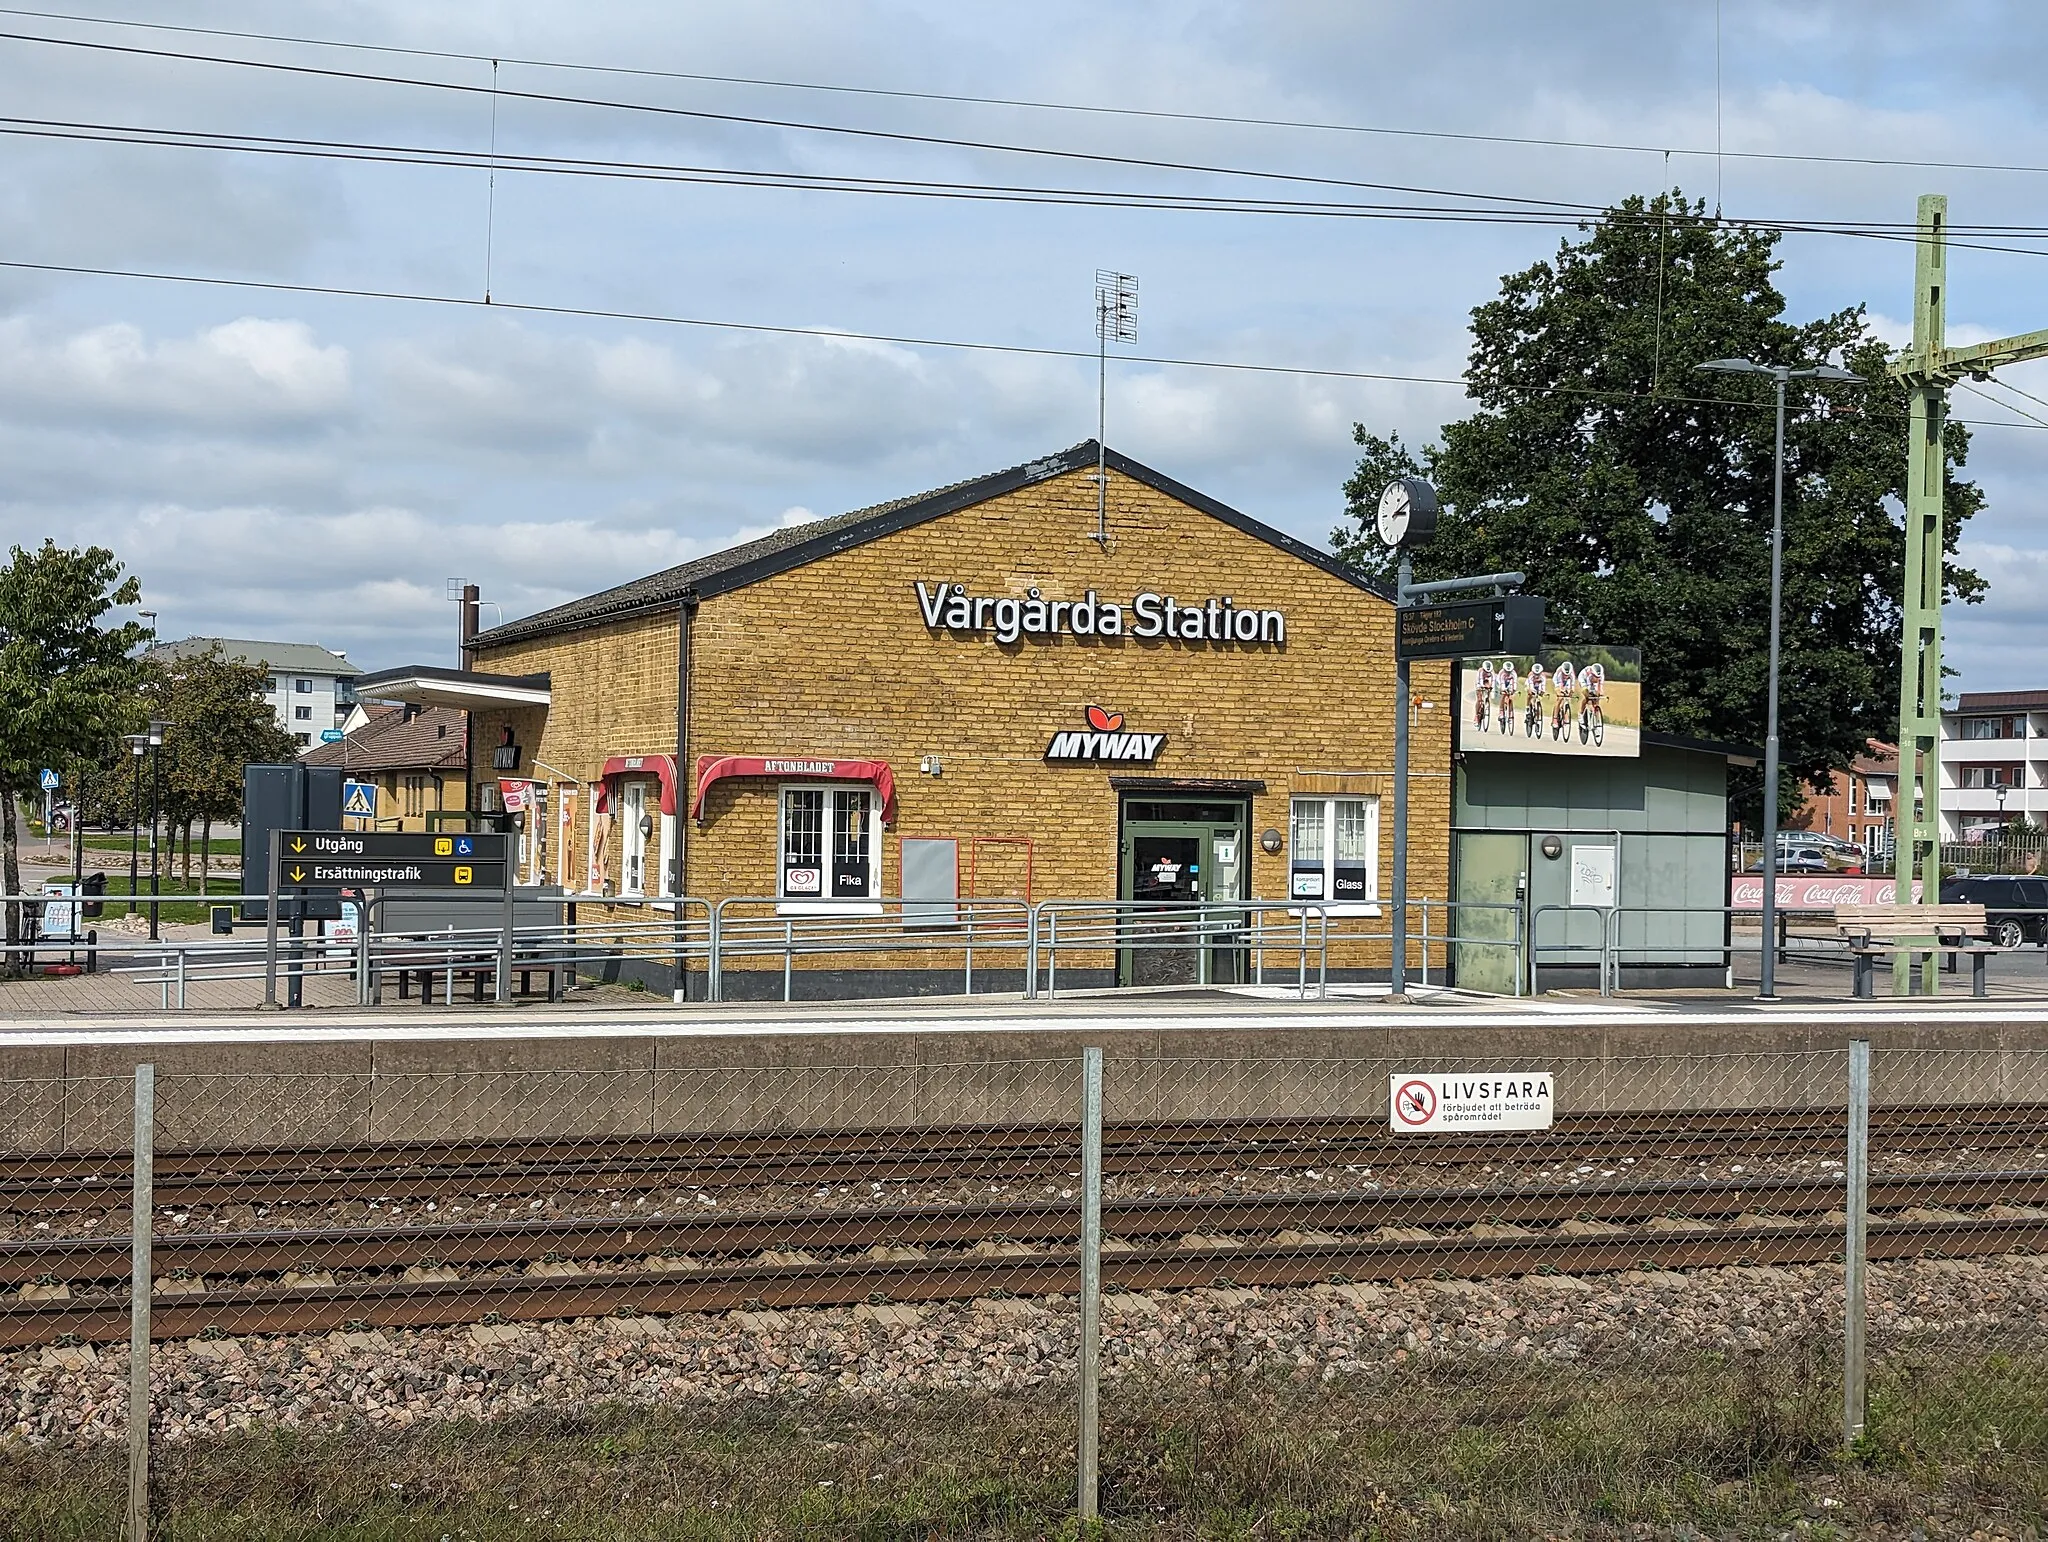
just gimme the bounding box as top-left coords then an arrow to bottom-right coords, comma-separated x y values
1698,357 -> 1866,999
146,720 -> 165,942
121,735 -> 148,919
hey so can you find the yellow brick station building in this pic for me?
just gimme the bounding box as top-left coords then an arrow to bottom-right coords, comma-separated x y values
356,443 -> 1452,997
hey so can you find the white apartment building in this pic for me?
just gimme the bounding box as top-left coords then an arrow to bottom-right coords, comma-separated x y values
1938,689 -> 2048,840
149,637 -> 363,750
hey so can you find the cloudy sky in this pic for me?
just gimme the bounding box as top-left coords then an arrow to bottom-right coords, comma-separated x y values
3,1 -> 2045,689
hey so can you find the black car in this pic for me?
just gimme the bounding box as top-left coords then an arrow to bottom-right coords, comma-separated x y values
1939,875 -> 2048,948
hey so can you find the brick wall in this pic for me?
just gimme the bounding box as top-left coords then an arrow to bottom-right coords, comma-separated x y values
476,465 -> 1452,975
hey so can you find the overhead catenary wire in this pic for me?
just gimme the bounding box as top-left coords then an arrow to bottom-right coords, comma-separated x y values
6,114 -> 2048,258
2,252 -> 2040,434
12,4 -> 2048,181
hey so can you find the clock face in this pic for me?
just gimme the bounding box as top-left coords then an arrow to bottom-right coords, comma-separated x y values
1376,480 -> 1411,547
1376,477 -> 1439,549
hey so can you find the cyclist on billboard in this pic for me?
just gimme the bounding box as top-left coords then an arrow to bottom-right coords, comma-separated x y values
1579,661 -> 1606,745
1549,659 -> 1577,739
1472,658 -> 1495,734
1523,660 -> 1548,738
1497,658 -> 1520,735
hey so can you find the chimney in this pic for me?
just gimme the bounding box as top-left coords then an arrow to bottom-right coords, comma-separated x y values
459,583 -> 480,670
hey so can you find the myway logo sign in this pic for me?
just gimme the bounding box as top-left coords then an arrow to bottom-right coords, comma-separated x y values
1045,706 -> 1165,765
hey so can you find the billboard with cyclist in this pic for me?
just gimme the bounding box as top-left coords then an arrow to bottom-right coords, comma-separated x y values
1456,645 -> 1642,758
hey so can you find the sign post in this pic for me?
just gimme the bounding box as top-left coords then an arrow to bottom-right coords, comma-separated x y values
266,832 -> 511,1008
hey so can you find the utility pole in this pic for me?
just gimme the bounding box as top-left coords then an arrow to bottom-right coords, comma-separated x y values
1888,195 -> 2048,992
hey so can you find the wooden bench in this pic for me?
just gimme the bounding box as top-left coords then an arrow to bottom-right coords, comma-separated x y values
1834,903 -> 1999,998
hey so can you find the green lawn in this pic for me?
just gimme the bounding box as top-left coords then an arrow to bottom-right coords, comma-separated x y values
63,874 -> 241,927
76,834 -> 242,858
3,1343 -> 2042,1540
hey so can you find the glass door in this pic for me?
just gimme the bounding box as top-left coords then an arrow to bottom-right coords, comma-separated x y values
1118,800 -> 1247,986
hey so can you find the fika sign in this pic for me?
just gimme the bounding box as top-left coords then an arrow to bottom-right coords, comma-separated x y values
1044,705 -> 1164,764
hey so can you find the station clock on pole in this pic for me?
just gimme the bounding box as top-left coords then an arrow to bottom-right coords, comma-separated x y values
1376,477 -> 1439,551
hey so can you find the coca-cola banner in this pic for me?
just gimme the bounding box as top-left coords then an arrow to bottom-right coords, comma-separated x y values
1730,876 -> 1924,910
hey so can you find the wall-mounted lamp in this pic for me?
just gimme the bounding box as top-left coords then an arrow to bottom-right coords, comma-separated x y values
1539,835 -> 1564,860
1259,827 -> 1284,855
639,813 -> 655,840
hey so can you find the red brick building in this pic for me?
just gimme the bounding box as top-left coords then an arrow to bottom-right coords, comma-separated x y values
1786,741 -> 1896,851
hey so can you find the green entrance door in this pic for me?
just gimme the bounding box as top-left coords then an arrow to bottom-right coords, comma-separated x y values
1452,831 -> 1525,994
1119,801 -> 1246,986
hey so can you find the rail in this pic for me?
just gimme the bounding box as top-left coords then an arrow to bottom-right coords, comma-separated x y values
3,889 -> 1529,1007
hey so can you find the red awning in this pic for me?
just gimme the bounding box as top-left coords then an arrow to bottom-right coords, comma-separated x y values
593,753 -> 679,816
693,755 -> 896,823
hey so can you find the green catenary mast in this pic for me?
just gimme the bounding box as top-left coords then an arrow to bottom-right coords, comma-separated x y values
1889,195 -> 2048,992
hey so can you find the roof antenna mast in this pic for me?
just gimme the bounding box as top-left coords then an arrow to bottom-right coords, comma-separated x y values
1092,270 -> 1138,547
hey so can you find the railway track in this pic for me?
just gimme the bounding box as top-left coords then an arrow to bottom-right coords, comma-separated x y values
9,1103 -> 2048,1211
6,1168 -> 2043,1347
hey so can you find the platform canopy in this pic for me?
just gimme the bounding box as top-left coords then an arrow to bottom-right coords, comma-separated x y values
351,665 -> 551,711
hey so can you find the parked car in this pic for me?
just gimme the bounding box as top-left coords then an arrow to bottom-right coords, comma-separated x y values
1748,850 -> 1835,874
1938,874 -> 2048,949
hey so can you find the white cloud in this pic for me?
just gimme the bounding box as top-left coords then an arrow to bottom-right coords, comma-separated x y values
0,316 -> 350,425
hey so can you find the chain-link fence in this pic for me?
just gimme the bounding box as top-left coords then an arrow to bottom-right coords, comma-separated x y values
1863,1046 -> 2048,1500
7,1043 -> 2048,1535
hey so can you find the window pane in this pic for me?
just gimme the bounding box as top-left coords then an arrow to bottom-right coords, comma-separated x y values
1290,799 -> 1325,861
1334,799 -> 1372,862
831,791 -> 872,898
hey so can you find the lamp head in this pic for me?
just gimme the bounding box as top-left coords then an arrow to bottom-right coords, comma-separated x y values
1802,364 -> 1866,384
1696,357 -> 1765,375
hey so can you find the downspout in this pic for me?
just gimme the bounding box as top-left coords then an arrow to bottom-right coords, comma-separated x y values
672,592 -> 697,1001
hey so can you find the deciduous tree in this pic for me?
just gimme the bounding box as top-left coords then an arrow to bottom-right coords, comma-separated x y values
0,543 -> 148,965
1334,192 -> 1985,819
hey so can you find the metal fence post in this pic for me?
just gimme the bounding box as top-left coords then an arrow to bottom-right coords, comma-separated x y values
1844,1037 -> 1871,1445
128,1062 -> 154,1542
1077,1045 -> 1103,1523
1025,903 -> 1040,1000
708,902 -> 723,1003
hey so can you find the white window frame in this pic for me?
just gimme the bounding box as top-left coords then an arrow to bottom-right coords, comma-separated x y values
778,783 -> 881,915
1286,795 -> 1381,916
617,779 -> 651,898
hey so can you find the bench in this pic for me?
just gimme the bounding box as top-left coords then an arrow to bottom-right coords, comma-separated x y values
1834,903 -> 1999,998
384,947 -> 567,1004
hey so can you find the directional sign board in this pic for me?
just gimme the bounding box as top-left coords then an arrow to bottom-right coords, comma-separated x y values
275,831 -> 509,890
341,780 -> 376,816
1389,1072 -> 1553,1132
322,728 -> 347,744
1396,594 -> 1546,661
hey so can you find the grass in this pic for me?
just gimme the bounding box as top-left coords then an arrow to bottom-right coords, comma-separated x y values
9,874 -> 242,932
2,1342 -> 2044,1540
74,834 -> 242,858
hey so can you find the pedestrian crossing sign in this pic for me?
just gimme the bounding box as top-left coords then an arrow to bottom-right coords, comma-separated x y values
342,780 -> 376,817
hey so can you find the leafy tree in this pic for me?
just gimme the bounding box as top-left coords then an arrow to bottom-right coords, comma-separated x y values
0,543 -> 149,964
1335,192 -> 1985,820
152,645 -> 298,879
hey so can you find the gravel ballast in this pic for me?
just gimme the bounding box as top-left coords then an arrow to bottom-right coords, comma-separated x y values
8,1254 -> 2046,1447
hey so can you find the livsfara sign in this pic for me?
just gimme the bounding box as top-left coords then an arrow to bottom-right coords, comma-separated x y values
916,582 -> 1285,646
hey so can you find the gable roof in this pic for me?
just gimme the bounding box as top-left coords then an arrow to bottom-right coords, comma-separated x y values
473,441 -> 1393,650
301,704 -> 466,773
149,636 -> 362,676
